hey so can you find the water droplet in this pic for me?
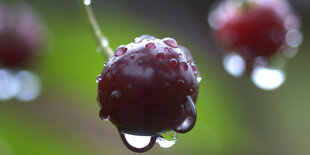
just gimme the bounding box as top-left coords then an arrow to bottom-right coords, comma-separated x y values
251,66 -> 285,90
172,96 -> 197,133
101,38 -> 109,47
156,131 -> 177,148
83,0 -> 91,6
179,45 -> 194,61
197,77 -> 202,83
0,69 -> 19,101
111,90 -> 122,98
191,64 -> 198,75
115,46 -> 127,57
119,131 -> 157,153
130,54 -> 135,59
96,75 -> 102,83
222,53 -> 246,77
164,47 -> 172,52
180,62 -> 188,71
285,29 -> 303,48
138,60 -> 143,65
163,38 -> 178,48
156,53 -> 165,60
177,79 -> 185,85
99,108 -> 110,121
145,42 -> 156,49
169,58 -> 178,68
134,35 -> 155,43
16,71 -> 41,102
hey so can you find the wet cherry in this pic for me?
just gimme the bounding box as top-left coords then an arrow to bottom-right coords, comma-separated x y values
209,0 -> 302,68
97,35 -> 200,152
209,0 -> 302,90
0,3 -> 44,68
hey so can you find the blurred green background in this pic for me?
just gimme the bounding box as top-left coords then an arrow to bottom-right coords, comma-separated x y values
0,0 -> 309,154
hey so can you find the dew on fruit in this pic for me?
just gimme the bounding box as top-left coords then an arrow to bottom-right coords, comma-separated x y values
83,0 -> 91,6
134,35 -> 155,43
179,45 -> 193,61
156,53 -> 165,60
111,90 -> 122,99
0,69 -> 19,101
180,61 -> 188,71
99,108 -> 110,121
96,75 -> 102,83
251,66 -> 286,90
173,96 -> 197,133
197,77 -> 202,83
119,132 -> 157,153
285,29 -> 303,48
192,64 -> 199,75
115,46 -> 127,57
223,53 -> 246,77
156,131 -> 177,148
164,47 -> 172,52
138,59 -> 143,65
15,71 -> 41,102
145,42 -> 156,49
163,38 -> 178,48
177,79 -> 185,85
169,58 -> 178,68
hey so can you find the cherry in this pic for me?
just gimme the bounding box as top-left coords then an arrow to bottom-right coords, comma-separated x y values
97,35 -> 200,152
0,3 -> 43,68
209,0 -> 301,66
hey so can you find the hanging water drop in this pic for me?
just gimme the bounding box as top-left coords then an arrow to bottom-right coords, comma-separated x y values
251,66 -> 286,90
119,131 -> 157,153
156,131 -> 177,148
172,96 -> 197,133
16,70 -> 41,102
222,53 -> 246,77
99,108 -> 110,121
0,69 -> 19,101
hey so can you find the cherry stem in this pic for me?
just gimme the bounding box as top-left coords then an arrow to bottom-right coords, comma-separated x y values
81,0 -> 114,59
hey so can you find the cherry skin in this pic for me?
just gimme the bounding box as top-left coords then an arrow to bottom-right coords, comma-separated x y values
97,36 -> 199,136
0,3 -> 43,68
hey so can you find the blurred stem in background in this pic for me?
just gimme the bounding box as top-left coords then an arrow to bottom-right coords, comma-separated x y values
81,0 -> 114,58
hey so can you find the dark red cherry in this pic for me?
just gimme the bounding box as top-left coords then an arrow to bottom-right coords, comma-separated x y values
209,0 -> 302,77
215,5 -> 285,57
210,0 -> 301,59
0,3 -> 44,68
97,36 -> 200,144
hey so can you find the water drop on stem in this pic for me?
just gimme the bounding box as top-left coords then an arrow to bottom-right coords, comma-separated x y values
81,0 -> 114,59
